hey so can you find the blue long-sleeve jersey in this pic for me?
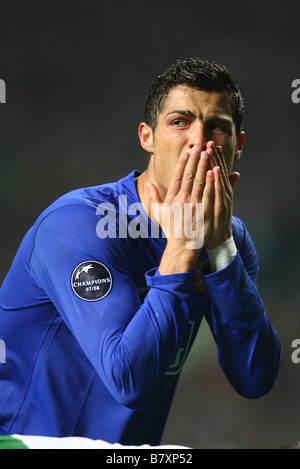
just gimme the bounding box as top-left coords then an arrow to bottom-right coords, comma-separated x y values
0,171 -> 282,445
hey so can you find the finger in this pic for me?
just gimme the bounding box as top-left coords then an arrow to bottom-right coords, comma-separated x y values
213,166 -> 223,215
179,144 -> 202,197
165,151 -> 190,202
212,144 -> 233,197
207,166 -> 223,239
206,143 -> 225,188
190,149 -> 210,202
202,169 -> 215,215
207,141 -> 226,176
215,145 -> 229,178
206,141 -> 219,166
212,145 -> 228,187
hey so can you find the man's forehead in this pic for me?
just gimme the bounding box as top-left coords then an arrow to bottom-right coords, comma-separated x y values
161,85 -> 233,118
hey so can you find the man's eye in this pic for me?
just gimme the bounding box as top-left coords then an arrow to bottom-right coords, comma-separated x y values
172,120 -> 189,126
209,125 -> 229,134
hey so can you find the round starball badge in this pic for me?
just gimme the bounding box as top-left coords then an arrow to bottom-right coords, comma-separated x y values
71,260 -> 112,302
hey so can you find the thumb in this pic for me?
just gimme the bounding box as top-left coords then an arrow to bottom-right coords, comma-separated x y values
146,182 -> 162,204
146,182 -> 163,229
229,172 -> 240,191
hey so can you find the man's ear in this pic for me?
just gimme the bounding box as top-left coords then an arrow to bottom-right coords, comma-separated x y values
234,131 -> 246,161
138,122 -> 154,154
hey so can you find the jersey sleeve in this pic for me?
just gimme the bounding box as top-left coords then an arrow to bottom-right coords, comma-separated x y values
28,204 -> 196,410
202,218 -> 282,399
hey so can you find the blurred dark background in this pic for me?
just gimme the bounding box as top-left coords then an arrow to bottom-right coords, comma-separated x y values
0,0 -> 300,449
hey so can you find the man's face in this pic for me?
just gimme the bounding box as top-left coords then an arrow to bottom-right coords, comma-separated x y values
142,85 -> 244,199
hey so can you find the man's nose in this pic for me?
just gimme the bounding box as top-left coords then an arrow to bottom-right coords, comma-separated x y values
188,125 -> 208,151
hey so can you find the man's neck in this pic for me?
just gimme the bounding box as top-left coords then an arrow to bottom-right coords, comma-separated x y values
135,171 -> 150,214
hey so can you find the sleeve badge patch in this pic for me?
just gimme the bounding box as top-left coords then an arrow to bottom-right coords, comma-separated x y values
71,261 -> 112,301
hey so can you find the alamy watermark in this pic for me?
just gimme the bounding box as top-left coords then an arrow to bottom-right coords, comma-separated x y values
291,79 -> 300,103
96,195 -> 204,249
291,339 -> 300,364
0,339 -> 6,363
0,79 -> 6,103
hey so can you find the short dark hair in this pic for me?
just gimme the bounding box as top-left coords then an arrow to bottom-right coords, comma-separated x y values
144,57 -> 244,136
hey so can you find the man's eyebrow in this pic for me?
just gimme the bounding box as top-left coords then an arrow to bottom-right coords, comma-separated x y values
165,110 -> 196,118
205,115 -> 233,126
165,110 -> 233,126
